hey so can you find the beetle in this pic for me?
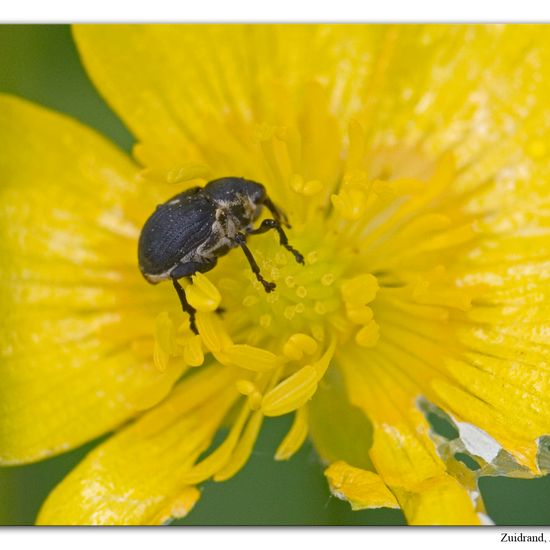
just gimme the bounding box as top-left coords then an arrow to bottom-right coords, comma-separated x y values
138,177 -> 304,334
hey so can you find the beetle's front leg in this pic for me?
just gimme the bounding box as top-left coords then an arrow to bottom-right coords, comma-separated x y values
248,219 -> 305,265
263,197 -> 291,228
171,277 -> 198,334
233,232 -> 276,293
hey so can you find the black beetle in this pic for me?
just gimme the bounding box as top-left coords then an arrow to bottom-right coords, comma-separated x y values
138,177 -> 304,334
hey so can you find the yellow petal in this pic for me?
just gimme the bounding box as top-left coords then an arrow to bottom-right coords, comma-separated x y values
392,475 -> 481,526
72,25 -> 381,185
325,461 -> 399,510
59,25 -> 550,524
0,95 -> 181,464
74,25 -> 550,208
433,361 -> 550,473
148,487 -> 201,526
339,349 -> 480,524
37,365 -> 239,525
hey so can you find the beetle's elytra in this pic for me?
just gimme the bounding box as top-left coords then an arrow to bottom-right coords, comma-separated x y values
138,177 -> 304,334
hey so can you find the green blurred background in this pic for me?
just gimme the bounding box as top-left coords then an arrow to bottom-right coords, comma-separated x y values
0,24 -> 549,526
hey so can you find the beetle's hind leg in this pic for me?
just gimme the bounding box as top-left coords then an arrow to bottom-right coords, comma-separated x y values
234,232 -> 276,293
248,219 -> 305,265
171,277 -> 198,335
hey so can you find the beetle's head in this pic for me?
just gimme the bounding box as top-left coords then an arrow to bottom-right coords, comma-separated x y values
205,177 -> 263,202
238,179 -> 266,206
205,177 -> 267,225
241,180 -> 266,223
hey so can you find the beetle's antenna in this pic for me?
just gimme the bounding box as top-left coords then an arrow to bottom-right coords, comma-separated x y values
248,219 -> 305,265
172,277 -> 198,334
234,233 -> 276,292
264,197 -> 291,228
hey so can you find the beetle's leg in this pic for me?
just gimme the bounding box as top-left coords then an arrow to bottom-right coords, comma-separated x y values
234,232 -> 276,292
248,219 -> 305,265
171,277 -> 198,335
263,197 -> 291,228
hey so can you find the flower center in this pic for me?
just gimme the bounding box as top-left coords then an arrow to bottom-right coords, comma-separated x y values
144,95 -> 484,485
214,227 -> 351,344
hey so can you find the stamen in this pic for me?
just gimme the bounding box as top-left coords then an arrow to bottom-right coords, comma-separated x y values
261,365 -> 318,416
214,365 -> 284,482
220,344 -> 284,372
415,223 -> 476,253
283,333 -> 318,361
262,339 -> 337,417
214,410 -> 264,482
275,406 -> 309,461
196,312 -> 233,352
177,333 -> 204,367
412,283 -> 473,311
276,124 -> 301,171
258,124 -> 290,184
340,273 -> 379,306
153,312 -> 175,372
312,338 -> 337,379
346,119 -> 366,171
291,175 -> 324,196
397,266 -> 475,311
355,320 -> 380,348
247,391 -> 263,411
138,161 -> 210,185
346,304 -> 374,325
331,188 -> 369,221
236,379 -> 257,395
180,400 -> 250,485
186,273 -> 222,312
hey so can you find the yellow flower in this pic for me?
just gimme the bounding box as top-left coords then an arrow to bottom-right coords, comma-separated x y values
1,24 -> 550,525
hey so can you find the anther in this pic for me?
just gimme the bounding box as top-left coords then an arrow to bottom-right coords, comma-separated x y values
260,314 -> 272,327
296,286 -> 308,298
285,275 -> 296,288
243,295 -> 259,307
306,251 -> 319,265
